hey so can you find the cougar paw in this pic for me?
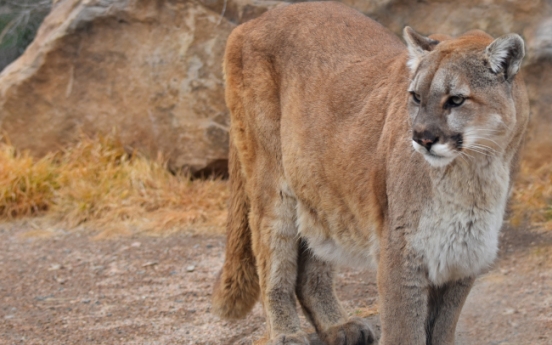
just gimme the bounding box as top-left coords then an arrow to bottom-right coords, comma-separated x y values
321,317 -> 375,345
256,332 -> 310,345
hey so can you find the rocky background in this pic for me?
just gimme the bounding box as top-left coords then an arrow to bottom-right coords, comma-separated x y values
0,0 -> 551,174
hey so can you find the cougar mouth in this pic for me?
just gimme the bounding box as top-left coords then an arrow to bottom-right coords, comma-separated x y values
412,140 -> 457,167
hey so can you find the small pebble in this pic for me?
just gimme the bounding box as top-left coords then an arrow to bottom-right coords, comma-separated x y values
48,264 -> 62,271
186,265 -> 195,272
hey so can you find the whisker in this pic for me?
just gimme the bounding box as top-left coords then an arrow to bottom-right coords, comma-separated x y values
470,144 -> 499,155
467,136 -> 503,148
464,150 -> 490,158
470,143 -> 498,152
465,128 -> 502,133
459,151 -> 474,161
458,152 -> 471,165
464,136 -> 505,151
467,144 -> 494,152
464,147 -> 493,157
465,150 -> 491,158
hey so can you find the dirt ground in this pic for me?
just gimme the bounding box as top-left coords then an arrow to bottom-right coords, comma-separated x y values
0,222 -> 551,345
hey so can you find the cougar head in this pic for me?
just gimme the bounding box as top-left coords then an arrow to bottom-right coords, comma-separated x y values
403,27 -> 525,168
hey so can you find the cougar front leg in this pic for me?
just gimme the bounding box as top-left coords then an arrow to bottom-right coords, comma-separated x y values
427,277 -> 474,345
296,241 -> 375,345
250,191 -> 308,345
378,243 -> 429,345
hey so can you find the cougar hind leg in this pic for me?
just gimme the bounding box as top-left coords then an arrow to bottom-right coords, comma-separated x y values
296,241 -> 375,345
248,182 -> 309,344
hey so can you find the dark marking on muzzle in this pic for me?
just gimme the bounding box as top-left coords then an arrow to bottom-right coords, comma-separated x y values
451,133 -> 463,150
413,129 -> 439,151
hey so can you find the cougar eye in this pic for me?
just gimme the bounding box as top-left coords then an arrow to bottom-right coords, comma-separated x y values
410,92 -> 421,104
448,95 -> 465,107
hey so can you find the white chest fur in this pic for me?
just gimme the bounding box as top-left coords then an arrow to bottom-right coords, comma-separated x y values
412,159 -> 510,286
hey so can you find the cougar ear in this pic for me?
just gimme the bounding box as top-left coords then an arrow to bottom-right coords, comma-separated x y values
403,26 -> 439,71
486,34 -> 525,81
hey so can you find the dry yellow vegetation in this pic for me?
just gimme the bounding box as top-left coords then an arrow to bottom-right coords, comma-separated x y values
510,140 -> 552,231
0,134 -> 550,235
0,135 -> 228,236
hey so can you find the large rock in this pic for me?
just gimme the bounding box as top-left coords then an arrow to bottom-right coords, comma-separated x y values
524,16 -> 552,130
0,0 -> 551,174
370,0 -> 550,40
196,0 -> 286,24
0,0 -> 235,174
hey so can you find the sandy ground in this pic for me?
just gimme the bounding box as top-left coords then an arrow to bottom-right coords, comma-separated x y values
0,222 -> 551,345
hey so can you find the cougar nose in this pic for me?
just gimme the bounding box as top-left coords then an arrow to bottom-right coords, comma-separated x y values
413,129 -> 439,151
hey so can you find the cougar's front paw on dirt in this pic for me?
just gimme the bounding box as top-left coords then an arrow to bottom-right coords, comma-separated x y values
321,317 -> 375,345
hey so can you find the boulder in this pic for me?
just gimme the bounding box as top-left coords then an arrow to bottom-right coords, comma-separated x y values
0,0 -> 235,174
370,0 -> 550,41
0,0 -> 551,174
196,0 -> 286,25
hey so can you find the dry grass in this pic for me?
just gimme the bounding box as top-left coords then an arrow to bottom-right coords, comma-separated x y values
0,133 -> 550,236
0,135 -> 228,236
510,140 -> 552,231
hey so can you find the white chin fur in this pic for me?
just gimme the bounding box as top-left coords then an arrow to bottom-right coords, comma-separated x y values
412,140 -> 456,168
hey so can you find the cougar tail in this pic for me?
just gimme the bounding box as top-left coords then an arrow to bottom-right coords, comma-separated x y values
212,140 -> 259,320
212,27 -> 259,320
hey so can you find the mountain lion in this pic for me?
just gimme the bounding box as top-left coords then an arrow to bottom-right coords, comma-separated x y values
212,2 -> 529,344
